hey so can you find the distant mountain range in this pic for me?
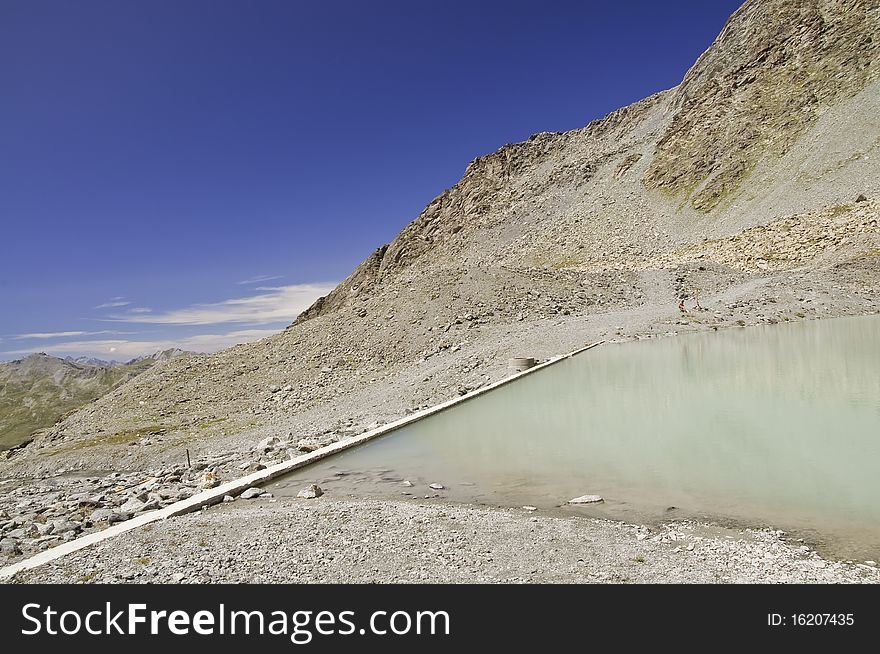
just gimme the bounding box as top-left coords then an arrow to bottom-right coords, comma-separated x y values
65,356 -> 120,367
63,348 -> 187,368
0,349 -> 189,450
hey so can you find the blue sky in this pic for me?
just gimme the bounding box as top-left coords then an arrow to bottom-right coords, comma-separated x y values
0,0 -> 743,360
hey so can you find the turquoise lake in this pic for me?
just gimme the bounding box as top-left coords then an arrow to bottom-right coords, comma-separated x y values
273,315 -> 880,560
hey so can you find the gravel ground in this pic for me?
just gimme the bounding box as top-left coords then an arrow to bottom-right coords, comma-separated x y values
9,497 -> 879,584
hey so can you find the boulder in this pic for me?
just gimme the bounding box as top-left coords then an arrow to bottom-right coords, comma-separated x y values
0,539 -> 22,555
296,484 -> 323,499
89,508 -> 127,523
568,494 -> 604,505
35,522 -> 55,537
50,520 -> 79,535
199,472 -> 220,489
119,498 -> 146,514
257,436 -> 280,452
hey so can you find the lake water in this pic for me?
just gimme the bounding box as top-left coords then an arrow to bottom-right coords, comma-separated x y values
272,316 -> 880,560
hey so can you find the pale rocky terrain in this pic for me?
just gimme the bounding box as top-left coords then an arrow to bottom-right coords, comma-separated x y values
2,0 -> 879,582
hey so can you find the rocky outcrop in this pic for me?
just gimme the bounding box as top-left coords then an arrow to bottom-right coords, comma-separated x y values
644,0 -> 880,211
645,199 -> 880,272
296,90 -> 670,322
293,245 -> 389,324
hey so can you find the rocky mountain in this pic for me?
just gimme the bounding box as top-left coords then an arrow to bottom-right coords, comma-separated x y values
67,356 -> 119,367
6,0 -> 879,473
645,0 -> 879,211
128,348 -> 188,364
0,351 -> 189,450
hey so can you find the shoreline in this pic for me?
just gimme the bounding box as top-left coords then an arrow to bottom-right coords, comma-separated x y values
8,497 -> 880,584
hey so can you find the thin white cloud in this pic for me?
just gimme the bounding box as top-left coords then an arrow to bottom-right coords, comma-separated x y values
237,274 -> 283,285
13,330 -> 128,340
1,329 -> 281,359
94,299 -> 131,309
128,307 -> 152,314
104,283 -> 334,326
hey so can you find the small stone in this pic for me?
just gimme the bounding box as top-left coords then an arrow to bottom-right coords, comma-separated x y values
297,484 -> 323,499
239,487 -> 264,500
401,480 -> 414,487
568,494 -> 604,505
429,483 -> 445,490
522,506 -> 537,511
222,495 -> 235,503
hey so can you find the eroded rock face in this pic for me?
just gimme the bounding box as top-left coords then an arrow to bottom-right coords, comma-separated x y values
644,0 -> 880,211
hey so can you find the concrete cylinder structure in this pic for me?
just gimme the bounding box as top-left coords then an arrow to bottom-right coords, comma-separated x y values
508,356 -> 537,372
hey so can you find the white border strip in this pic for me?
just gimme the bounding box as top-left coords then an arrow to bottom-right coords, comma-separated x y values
1,341 -> 604,580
